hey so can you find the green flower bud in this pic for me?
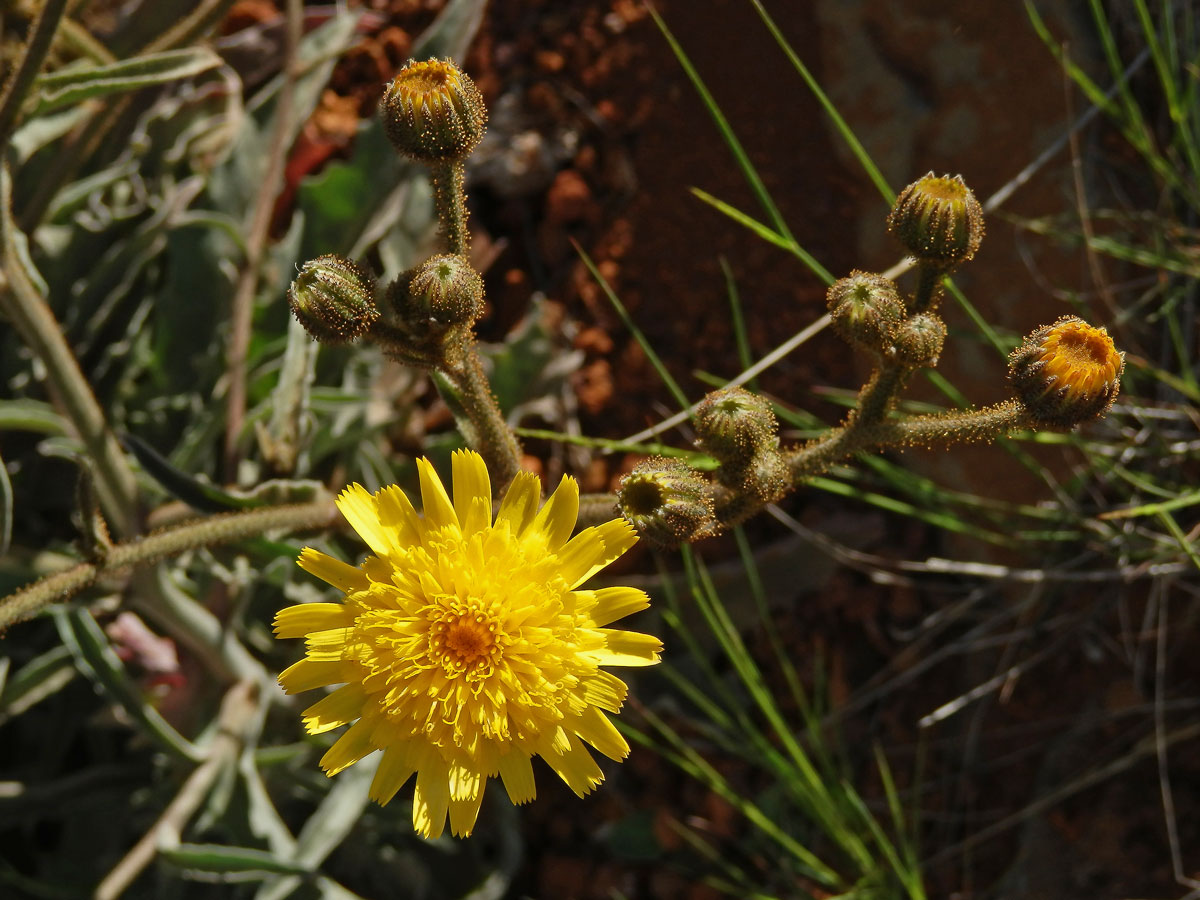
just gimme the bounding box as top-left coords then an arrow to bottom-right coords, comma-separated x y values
380,58 -> 486,163
826,270 -> 905,352
389,254 -> 484,335
893,313 -> 946,369
618,458 -> 715,546
288,255 -> 378,344
1008,316 -> 1124,427
887,172 -> 984,268
693,387 -> 778,467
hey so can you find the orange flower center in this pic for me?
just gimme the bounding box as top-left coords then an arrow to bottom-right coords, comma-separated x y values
428,599 -> 504,680
1038,321 -> 1122,399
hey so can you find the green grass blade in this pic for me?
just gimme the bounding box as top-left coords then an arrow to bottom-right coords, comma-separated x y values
648,5 -> 798,247
747,0 -> 894,204
574,241 -> 691,410
691,187 -> 833,283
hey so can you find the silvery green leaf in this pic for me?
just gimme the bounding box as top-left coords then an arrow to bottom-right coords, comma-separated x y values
31,47 -> 224,114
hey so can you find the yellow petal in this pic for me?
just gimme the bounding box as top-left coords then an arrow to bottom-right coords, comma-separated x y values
369,742 -> 418,806
412,757 -> 450,839
304,627 -> 354,656
573,706 -> 629,761
583,629 -> 663,667
297,548 -> 368,593
588,586 -> 651,626
335,484 -> 391,557
374,484 -> 423,553
580,670 -> 628,713
461,496 -> 491,538
416,457 -> 458,532
540,733 -> 603,798
302,683 -> 367,734
526,475 -> 579,550
319,718 -> 376,775
448,786 -> 486,837
273,602 -> 355,639
448,761 -> 483,802
451,450 -> 491,528
556,517 -> 637,589
278,658 -> 358,694
495,470 -> 541,536
497,751 -> 536,805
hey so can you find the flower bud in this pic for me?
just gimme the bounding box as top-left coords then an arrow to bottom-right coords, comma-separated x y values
391,254 -> 484,334
893,313 -> 947,369
288,255 -> 379,344
826,270 -> 905,352
887,173 -> 984,268
618,458 -> 715,546
380,58 -> 486,163
693,387 -> 778,467
1008,316 -> 1123,427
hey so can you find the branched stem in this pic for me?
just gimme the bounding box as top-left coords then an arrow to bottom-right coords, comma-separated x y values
706,400 -> 1032,532
0,499 -> 337,632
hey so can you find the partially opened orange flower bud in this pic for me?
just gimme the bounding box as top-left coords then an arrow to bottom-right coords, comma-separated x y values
1008,316 -> 1124,427
380,58 -> 486,162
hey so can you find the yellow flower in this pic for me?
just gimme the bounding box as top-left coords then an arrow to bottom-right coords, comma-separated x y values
275,450 -> 661,839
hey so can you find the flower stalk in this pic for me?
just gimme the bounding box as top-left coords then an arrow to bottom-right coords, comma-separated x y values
0,499 -> 337,632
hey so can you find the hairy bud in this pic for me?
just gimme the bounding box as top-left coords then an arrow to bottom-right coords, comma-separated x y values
288,255 -> 378,344
618,458 -> 715,547
893,313 -> 947,369
391,254 -> 484,332
826,270 -> 905,352
693,387 -> 778,467
380,58 -> 486,163
1008,316 -> 1123,427
887,173 -> 984,268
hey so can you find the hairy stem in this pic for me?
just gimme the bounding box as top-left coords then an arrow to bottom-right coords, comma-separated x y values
429,160 -> 469,255
910,262 -> 943,313
442,348 -> 523,491
0,499 -> 337,632
706,400 -> 1032,533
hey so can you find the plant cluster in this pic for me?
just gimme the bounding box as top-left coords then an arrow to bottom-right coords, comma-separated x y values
1,3 -> 1176,897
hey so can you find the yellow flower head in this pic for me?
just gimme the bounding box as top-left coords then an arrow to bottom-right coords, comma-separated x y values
1008,316 -> 1124,427
275,451 -> 661,839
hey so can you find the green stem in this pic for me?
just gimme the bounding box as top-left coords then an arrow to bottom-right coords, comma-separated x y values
442,346 -> 523,491
0,0 -> 70,145
0,161 -> 140,537
707,400 -> 1032,533
429,160 -> 468,255
852,365 -> 907,427
910,263 -> 943,313
0,499 -> 337,632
